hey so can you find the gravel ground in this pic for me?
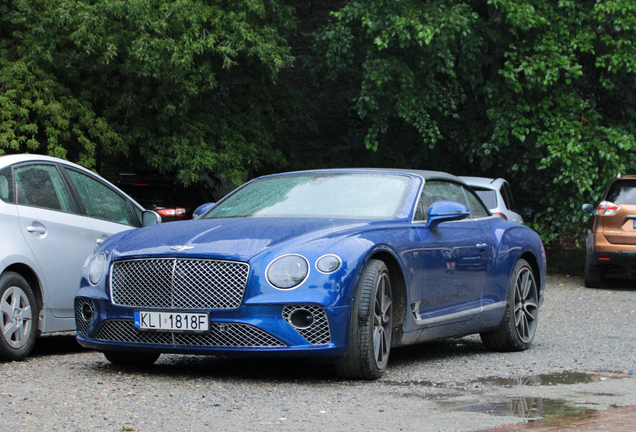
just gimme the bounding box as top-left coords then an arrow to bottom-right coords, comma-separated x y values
1,274 -> 635,431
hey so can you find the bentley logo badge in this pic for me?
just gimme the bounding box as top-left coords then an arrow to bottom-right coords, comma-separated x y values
170,246 -> 195,252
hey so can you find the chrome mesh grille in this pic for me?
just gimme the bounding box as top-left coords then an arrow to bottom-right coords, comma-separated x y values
93,320 -> 286,347
111,259 -> 249,310
75,299 -> 94,337
283,305 -> 332,345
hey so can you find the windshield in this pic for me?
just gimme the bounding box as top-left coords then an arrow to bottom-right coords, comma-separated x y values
205,173 -> 411,219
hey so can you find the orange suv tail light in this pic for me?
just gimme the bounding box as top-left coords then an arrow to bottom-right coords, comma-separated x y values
493,212 -> 508,220
594,201 -> 621,215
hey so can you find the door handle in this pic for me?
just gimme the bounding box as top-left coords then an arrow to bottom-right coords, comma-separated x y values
476,241 -> 488,250
27,225 -> 47,235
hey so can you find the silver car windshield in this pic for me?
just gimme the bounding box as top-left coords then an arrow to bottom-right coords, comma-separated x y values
205,173 -> 411,219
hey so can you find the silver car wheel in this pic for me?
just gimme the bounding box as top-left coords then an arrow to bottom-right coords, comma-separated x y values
373,272 -> 392,370
1,285 -> 33,349
513,266 -> 538,343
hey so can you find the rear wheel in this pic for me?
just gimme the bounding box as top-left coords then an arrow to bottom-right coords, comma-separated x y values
104,351 -> 160,366
481,259 -> 538,352
0,272 -> 38,361
334,259 -> 392,380
584,253 -> 601,288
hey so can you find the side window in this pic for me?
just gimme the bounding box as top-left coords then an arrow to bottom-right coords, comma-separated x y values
64,168 -> 138,227
417,180 -> 467,220
444,182 -> 469,205
0,167 -> 13,203
464,186 -> 490,218
472,187 -> 497,209
503,182 -> 518,212
14,164 -> 74,212
499,184 -> 512,211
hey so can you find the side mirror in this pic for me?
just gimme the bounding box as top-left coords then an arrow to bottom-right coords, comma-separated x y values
193,202 -> 215,220
142,210 -> 162,226
582,203 -> 595,214
426,200 -> 470,230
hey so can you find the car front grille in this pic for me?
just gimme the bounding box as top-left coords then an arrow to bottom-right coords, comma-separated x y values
111,258 -> 249,310
93,320 -> 286,347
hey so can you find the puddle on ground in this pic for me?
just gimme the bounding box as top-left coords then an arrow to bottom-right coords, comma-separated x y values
385,369 -> 633,389
437,397 -> 598,424
475,370 -> 632,387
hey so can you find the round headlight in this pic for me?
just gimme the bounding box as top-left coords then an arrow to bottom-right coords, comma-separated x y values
89,252 -> 106,285
316,254 -> 342,273
267,254 -> 309,289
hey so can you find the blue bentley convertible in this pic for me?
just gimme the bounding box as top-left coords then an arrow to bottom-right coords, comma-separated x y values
75,169 -> 546,379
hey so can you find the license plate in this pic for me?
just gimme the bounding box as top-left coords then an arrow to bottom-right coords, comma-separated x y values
134,311 -> 209,332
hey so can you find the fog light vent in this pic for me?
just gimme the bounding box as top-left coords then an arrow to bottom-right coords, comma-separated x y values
289,308 -> 314,329
282,304 -> 331,345
75,299 -> 95,336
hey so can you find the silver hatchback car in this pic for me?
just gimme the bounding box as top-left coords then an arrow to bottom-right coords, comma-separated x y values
460,177 -> 527,224
0,154 -> 159,361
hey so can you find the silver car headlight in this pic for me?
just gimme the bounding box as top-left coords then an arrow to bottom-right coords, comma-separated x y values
88,252 -> 107,285
266,254 -> 309,289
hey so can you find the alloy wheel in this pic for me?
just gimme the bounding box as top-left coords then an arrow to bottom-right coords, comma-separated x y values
514,267 -> 538,343
1,286 -> 33,349
373,272 -> 392,369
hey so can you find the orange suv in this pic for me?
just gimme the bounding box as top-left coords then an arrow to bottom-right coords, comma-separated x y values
582,175 -> 636,287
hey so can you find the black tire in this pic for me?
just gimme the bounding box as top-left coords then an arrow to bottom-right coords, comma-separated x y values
481,259 -> 538,352
584,253 -> 601,288
103,350 -> 160,366
0,271 -> 38,361
334,259 -> 393,380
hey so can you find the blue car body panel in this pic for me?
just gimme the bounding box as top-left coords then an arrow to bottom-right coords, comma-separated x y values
75,169 -> 546,362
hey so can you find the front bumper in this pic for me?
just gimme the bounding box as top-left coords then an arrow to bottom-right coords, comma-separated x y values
75,298 -> 350,358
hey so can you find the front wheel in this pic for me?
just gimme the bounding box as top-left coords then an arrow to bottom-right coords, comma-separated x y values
481,259 -> 538,352
0,272 -> 38,361
334,259 -> 393,380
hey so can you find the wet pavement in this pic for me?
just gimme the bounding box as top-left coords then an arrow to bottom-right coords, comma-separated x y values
437,371 -> 636,432
2,274 -> 635,431
477,404 -> 636,431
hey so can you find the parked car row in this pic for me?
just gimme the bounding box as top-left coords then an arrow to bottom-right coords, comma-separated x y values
2,155 -> 546,380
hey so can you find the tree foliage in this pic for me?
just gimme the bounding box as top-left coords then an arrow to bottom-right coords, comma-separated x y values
1,0 -> 300,185
311,0 -> 636,240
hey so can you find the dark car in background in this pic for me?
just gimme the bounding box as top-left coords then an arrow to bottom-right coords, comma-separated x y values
117,178 -> 215,222
582,175 -> 636,287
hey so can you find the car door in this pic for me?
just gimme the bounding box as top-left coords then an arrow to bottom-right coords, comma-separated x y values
13,163 -> 96,319
61,167 -> 141,246
413,180 -> 492,327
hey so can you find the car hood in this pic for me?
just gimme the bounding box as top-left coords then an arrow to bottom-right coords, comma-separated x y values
112,217 -> 372,262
